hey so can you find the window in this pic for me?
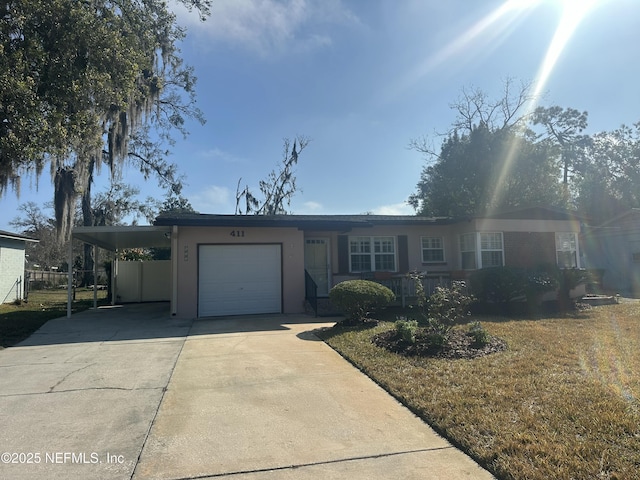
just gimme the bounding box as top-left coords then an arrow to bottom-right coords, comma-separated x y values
480,232 -> 504,268
556,232 -> 578,268
421,236 -> 445,263
459,233 -> 476,270
349,236 -> 396,272
459,232 -> 504,269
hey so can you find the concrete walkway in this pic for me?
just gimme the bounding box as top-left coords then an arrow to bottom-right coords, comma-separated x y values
0,304 -> 494,479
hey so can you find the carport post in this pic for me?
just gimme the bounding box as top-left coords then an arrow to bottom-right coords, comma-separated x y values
67,236 -> 73,318
171,225 -> 178,315
112,251 -> 117,306
93,244 -> 98,309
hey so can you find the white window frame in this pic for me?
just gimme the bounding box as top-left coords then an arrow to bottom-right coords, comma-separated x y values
349,236 -> 396,272
480,232 -> 504,268
459,233 -> 477,270
459,232 -> 504,270
555,232 -> 580,268
421,236 -> 445,263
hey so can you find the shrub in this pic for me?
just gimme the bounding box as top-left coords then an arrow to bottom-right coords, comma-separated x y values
395,318 -> 419,344
469,266 -> 559,312
468,321 -> 489,347
428,281 -> 474,327
329,280 -> 395,322
468,266 -> 525,304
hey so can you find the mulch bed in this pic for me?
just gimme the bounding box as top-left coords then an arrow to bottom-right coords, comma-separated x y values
372,328 -> 508,360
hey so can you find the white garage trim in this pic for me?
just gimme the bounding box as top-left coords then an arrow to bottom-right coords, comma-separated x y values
198,244 -> 282,317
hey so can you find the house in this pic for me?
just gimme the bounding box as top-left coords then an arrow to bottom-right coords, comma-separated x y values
0,230 -> 39,303
581,209 -> 640,296
145,206 -> 583,318
69,207 -> 583,318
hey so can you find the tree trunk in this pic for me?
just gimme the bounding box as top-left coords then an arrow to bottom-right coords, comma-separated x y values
81,158 -> 96,287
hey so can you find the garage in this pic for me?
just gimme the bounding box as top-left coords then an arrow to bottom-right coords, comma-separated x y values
198,244 -> 282,317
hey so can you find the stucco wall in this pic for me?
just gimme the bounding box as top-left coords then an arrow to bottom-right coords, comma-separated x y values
0,240 -> 26,303
175,226 -> 305,318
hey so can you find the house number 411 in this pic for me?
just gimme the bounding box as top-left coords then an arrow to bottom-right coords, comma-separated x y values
230,230 -> 245,237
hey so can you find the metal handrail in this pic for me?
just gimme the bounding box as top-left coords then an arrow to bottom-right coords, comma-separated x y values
304,270 -> 318,317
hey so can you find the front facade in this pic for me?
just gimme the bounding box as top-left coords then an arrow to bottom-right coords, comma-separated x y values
0,230 -> 39,303
155,207 -> 582,318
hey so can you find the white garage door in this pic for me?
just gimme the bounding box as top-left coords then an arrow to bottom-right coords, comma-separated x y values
198,244 -> 282,317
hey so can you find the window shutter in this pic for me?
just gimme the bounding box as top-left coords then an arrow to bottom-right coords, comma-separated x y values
398,235 -> 409,273
337,235 -> 349,274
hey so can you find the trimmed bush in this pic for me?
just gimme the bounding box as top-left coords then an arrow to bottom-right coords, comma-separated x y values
329,280 -> 395,322
395,318 -> 419,344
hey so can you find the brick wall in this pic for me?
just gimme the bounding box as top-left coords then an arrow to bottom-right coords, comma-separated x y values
504,232 -> 556,268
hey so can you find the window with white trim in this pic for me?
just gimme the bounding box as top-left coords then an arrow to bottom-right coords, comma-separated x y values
480,232 -> 504,268
421,236 -> 445,263
556,232 -> 578,268
459,233 -> 476,270
349,236 -> 396,272
459,232 -> 504,269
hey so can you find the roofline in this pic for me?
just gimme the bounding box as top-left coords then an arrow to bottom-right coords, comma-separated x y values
0,231 -> 39,243
154,214 -> 456,229
72,225 -> 171,251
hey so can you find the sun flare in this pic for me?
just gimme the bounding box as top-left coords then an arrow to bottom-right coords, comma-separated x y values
486,0 -> 601,210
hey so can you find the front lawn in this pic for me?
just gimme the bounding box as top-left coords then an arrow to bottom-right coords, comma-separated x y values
319,303 -> 640,480
0,289 -> 108,349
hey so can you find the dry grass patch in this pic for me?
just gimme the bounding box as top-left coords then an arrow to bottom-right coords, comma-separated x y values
319,303 -> 640,480
0,289 -> 108,349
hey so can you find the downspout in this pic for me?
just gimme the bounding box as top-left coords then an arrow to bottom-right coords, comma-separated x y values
171,225 -> 178,316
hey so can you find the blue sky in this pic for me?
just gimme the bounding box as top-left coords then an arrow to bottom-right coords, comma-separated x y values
2,0 -> 640,231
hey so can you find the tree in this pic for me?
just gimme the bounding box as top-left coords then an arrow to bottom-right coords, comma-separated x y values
0,0 -> 209,238
159,194 -> 198,216
446,78 -> 535,134
532,106 -> 591,202
91,183 -> 159,227
235,136 -> 309,215
9,202 -> 67,270
409,80 -> 566,216
573,123 -> 640,223
408,123 -> 563,217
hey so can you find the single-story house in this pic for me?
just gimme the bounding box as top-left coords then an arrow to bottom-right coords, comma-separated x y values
70,206 -> 584,318
154,206 -> 583,318
0,230 -> 39,303
582,208 -> 640,296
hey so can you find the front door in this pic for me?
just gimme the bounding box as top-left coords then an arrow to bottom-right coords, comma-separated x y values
304,238 -> 330,296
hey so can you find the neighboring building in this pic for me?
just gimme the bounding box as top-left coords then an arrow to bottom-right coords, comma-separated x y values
0,230 -> 39,303
582,208 -> 640,296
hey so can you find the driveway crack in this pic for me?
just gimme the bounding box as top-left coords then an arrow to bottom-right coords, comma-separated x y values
48,363 -> 95,392
162,447 -> 456,479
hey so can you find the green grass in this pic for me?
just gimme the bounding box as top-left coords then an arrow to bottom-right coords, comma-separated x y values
319,304 -> 640,480
0,288 -> 108,349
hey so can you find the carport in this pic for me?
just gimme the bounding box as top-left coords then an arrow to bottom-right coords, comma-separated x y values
67,225 -> 173,318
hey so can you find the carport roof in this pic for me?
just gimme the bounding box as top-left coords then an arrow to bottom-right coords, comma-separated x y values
72,225 -> 171,251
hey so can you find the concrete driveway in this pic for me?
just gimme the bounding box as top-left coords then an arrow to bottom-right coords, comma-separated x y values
0,304 -> 494,479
